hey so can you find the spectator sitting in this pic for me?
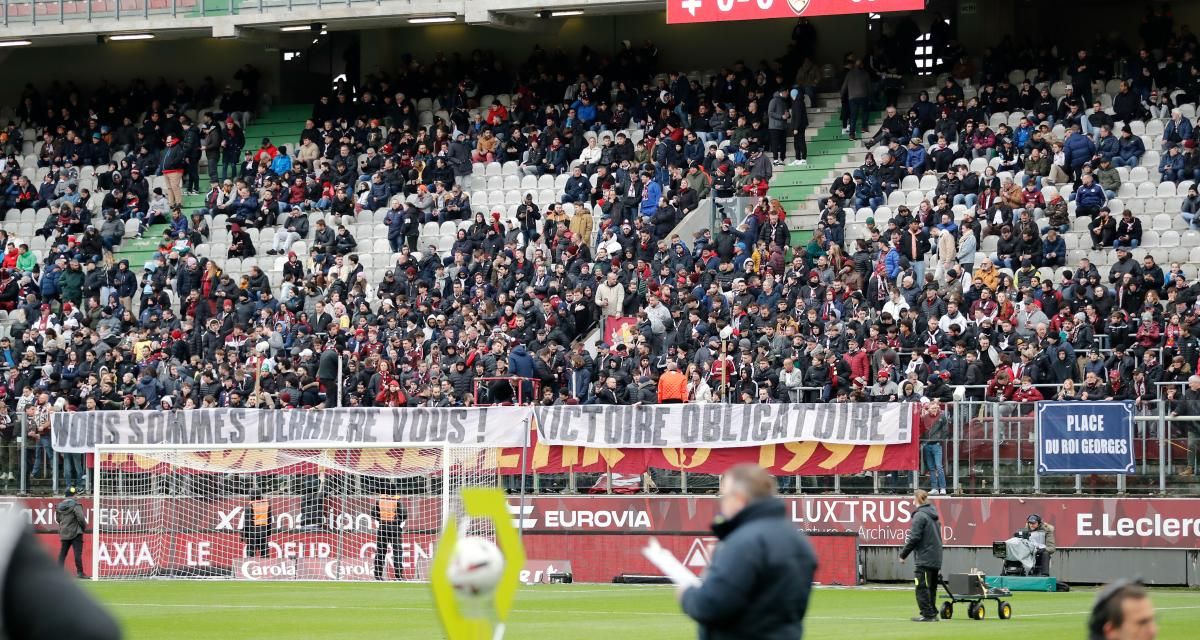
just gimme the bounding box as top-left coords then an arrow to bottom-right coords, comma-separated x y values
1160,144 -> 1186,183
1089,208 -> 1116,250
562,166 -> 590,204
1181,184 -> 1200,230
1162,108 -> 1193,150
1111,128 -> 1145,168
1112,209 -> 1143,250
903,138 -> 926,177
1042,228 -> 1066,267
1072,173 -> 1106,218
1094,158 -> 1120,199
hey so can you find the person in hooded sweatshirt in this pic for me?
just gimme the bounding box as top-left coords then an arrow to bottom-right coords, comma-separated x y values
507,343 -> 536,403
899,489 -> 944,622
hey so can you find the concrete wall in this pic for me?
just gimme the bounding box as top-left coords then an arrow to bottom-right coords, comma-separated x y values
0,38 -> 278,108
863,547 -> 1199,586
359,12 -> 868,83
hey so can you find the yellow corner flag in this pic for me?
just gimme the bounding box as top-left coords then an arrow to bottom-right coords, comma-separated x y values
431,488 -> 526,640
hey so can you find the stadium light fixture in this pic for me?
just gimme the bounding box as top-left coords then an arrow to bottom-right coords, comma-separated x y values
281,23 -> 324,32
109,34 -> 155,41
408,16 -> 456,24
551,10 -> 584,17
0,40 -> 31,47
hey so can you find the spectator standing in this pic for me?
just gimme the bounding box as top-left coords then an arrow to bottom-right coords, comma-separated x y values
595,272 -> 625,322
841,60 -> 871,139
159,134 -> 186,210
767,89 -> 788,166
657,361 -> 687,404
1170,375 -> 1200,477
790,88 -> 809,166
921,401 -> 949,495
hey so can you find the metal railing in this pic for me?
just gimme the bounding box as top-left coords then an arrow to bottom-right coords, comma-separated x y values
10,399 -> 1200,497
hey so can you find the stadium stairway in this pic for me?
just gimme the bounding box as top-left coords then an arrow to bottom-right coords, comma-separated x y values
772,90 -> 921,245
109,104 -> 312,269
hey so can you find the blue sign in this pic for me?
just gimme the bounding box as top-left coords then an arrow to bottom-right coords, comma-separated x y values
1036,402 -> 1135,474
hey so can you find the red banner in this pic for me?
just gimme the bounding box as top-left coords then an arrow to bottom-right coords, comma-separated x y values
667,0 -> 925,24
602,316 -> 639,349
88,434 -> 918,478
15,494 -> 1200,550
30,532 -> 437,579
521,532 -> 858,585
30,529 -> 858,585
17,495 -> 1200,584
499,428 -> 917,477
506,496 -> 1200,549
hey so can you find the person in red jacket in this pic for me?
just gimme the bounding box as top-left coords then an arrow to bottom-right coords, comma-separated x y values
985,370 -> 1015,402
375,379 -> 407,407
251,137 -> 278,165
843,339 -> 870,382
1011,374 -> 1044,415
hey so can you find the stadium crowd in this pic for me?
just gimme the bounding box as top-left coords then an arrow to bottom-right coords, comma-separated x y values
1,12 -> 1199,487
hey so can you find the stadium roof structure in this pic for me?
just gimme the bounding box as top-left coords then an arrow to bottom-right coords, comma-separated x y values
0,0 -> 663,44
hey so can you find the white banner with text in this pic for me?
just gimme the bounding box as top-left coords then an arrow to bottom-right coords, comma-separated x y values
534,403 -> 914,448
51,407 -> 531,453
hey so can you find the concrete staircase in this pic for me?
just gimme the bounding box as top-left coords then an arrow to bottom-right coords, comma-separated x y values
771,90 -> 921,245
109,104 -> 311,268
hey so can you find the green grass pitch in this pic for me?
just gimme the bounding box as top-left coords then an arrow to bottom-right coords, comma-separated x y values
86,582 -> 1199,639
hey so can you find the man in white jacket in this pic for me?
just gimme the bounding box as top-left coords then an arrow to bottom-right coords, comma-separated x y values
595,272 -> 625,321
778,358 -> 805,403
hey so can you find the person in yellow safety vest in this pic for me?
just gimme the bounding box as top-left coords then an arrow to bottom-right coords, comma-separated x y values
242,491 -> 273,558
371,488 -> 408,580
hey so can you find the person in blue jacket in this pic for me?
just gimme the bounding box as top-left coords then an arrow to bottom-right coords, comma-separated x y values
639,172 -> 662,219
1063,125 -> 1096,181
570,94 -> 597,127
1072,173 -> 1107,218
904,138 -> 927,177
1095,126 -> 1119,162
883,238 -> 903,281
507,344 -> 535,402
1042,227 -> 1067,267
1161,109 -> 1193,150
1160,145 -> 1186,183
1112,128 -> 1146,168
679,464 -> 816,640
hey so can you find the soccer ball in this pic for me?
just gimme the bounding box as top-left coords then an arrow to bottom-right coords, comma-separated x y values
446,536 -> 504,598
255,341 -> 271,354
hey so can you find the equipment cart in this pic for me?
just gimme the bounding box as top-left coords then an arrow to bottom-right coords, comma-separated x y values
938,572 -> 1014,621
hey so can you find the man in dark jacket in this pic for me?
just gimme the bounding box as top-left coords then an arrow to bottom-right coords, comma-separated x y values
790,89 -> 809,165
899,489 -> 944,622
180,117 -> 202,194
317,343 -> 341,407
56,486 -> 87,578
680,464 -> 816,640
159,134 -> 187,209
